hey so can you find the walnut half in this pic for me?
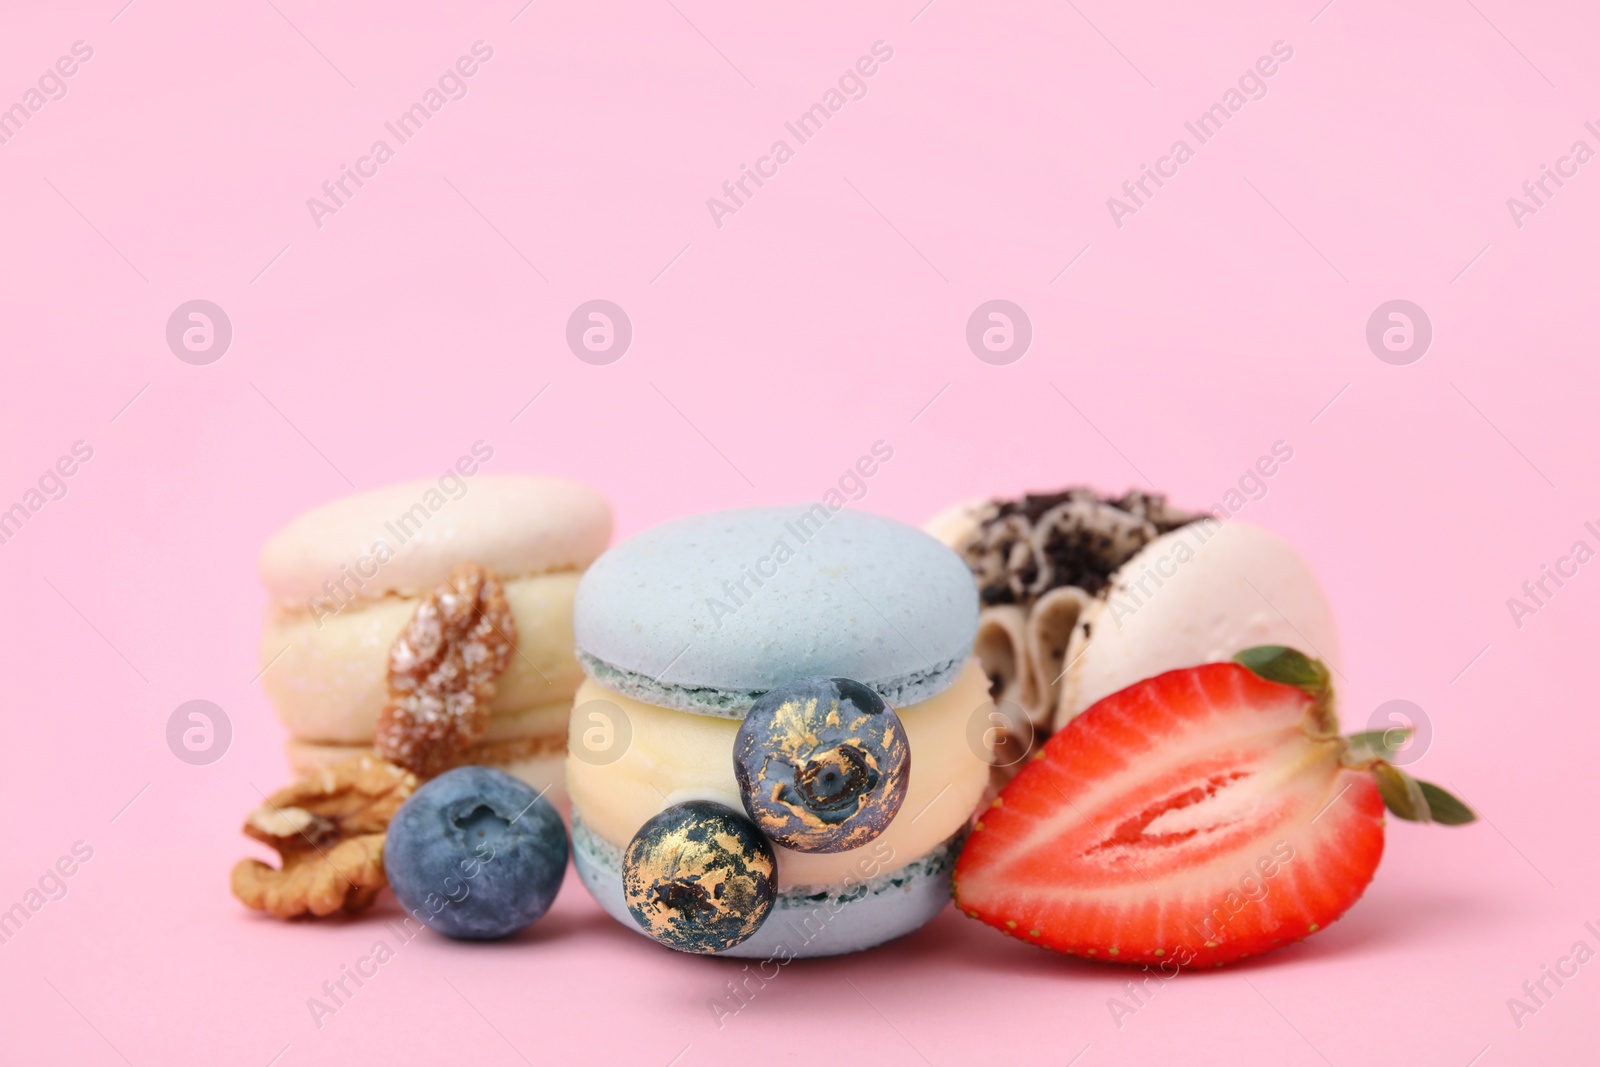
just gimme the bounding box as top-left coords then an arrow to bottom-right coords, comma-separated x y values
231,756 -> 417,919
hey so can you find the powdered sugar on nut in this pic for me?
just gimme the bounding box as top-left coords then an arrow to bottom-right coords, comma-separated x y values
374,562 -> 517,777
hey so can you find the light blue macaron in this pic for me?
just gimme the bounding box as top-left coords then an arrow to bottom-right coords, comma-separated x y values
573,506 -> 980,717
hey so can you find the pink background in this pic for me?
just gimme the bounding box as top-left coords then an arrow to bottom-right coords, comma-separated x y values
3,1 -> 1597,1063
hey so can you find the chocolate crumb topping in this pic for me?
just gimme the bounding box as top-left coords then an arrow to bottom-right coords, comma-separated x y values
956,488 -> 1198,606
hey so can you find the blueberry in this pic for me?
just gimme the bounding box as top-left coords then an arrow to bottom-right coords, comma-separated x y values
734,677 -> 910,854
384,766 -> 567,940
621,801 -> 775,954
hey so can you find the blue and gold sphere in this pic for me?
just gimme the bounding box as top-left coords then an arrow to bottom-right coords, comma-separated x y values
734,677 -> 910,854
621,801 -> 776,954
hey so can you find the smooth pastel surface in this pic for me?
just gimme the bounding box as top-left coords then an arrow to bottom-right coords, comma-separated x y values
567,662 -> 992,888
258,474 -> 611,605
574,506 -> 978,715
1058,519 -> 1342,727
5,2 -> 1599,1065
261,571 -> 584,741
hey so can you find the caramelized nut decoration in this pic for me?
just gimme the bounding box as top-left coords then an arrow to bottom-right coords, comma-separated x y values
374,562 -> 517,777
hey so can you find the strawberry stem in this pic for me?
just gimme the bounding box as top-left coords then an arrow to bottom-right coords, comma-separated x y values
1234,646 -> 1477,827
1342,728 -> 1412,765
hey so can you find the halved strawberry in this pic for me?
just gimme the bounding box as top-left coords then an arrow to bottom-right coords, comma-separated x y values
952,646 -> 1472,967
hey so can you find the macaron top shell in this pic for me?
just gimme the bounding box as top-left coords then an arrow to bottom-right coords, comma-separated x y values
1058,519 -> 1340,728
574,506 -> 979,718
259,474 -> 612,605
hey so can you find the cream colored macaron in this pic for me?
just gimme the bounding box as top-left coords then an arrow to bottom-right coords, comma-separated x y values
257,470 -> 611,795
1054,518 -> 1340,729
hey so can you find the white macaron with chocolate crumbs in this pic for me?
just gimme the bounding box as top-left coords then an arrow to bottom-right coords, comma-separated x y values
257,473 -> 611,802
929,488 -> 1339,740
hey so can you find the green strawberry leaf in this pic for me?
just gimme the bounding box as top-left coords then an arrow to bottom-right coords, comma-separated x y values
1416,780 -> 1477,825
1233,645 -> 1327,691
1234,646 -> 1336,734
1372,762 -> 1430,822
1370,763 -> 1478,825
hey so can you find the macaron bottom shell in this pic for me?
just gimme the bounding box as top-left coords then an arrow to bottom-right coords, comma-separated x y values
574,814 -> 964,958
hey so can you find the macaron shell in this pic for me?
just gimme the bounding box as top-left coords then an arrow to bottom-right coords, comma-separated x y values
259,474 -> 611,605
574,506 -> 979,716
261,572 -> 583,743
1056,520 -> 1341,730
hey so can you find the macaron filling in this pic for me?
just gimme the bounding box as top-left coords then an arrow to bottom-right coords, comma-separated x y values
567,660 -> 991,890
263,571 -> 585,743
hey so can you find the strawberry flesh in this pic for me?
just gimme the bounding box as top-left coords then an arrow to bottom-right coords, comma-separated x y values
953,662 -> 1384,966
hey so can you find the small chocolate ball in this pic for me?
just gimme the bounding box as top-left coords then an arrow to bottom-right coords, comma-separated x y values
621,801 -> 776,954
734,677 -> 910,854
